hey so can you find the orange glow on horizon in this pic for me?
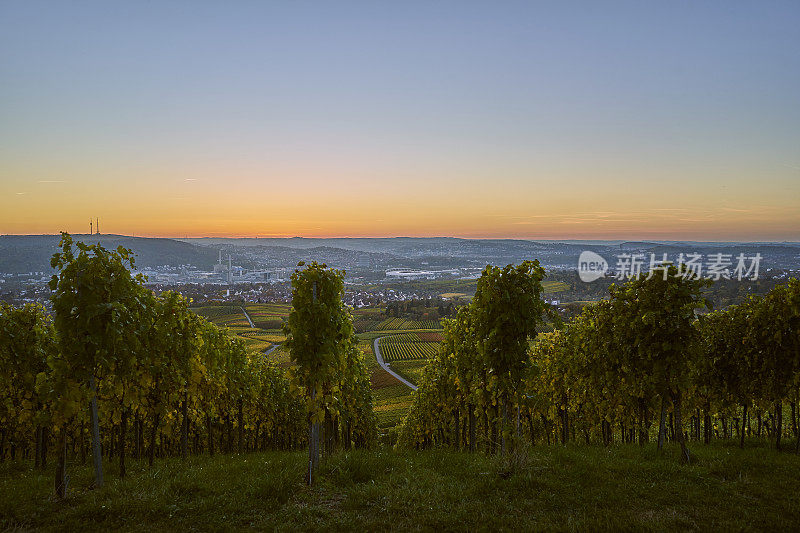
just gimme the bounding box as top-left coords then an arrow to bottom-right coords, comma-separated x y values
2,137 -> 799,242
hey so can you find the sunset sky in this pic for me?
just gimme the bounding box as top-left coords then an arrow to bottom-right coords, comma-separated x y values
1,1 -> 798,240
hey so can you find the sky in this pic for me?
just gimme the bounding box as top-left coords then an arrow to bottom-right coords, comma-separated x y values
1,1 -> 799,240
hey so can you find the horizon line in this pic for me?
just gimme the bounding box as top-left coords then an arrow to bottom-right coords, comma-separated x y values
1,232 -> 799,244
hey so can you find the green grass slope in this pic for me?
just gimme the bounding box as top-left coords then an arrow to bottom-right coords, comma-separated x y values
2,443 -> 799,531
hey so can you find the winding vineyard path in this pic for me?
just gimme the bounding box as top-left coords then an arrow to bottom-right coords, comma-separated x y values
373,337 -> 418,391
263,344 -> 278,356
240,306 -> 256,328
241,305 -> 280,357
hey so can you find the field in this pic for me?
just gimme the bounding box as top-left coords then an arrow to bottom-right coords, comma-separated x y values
439,292 -> 467,298
361,341 -> 414,432
192,304 -> 441,427
389,359 -> 428,386
192,304 -> 289,364
243,303 -> 291,330
191,305 -> 251,327
542,280 -> 569,293
367,325 -> 443,428
11,290 -> 800,531
3,443 -> 799,531
227,326 -> 274,352
378,336 -> 439,362
352,307 -> 385,333
372,381 -> 414,431
376,317 -> 441,330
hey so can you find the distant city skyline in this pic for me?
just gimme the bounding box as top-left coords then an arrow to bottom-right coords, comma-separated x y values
2,2 -> 799,240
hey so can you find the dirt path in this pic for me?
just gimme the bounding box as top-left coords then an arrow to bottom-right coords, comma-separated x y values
373,337 -> 418,391
240,306 -> 256,328
263,344 -> 278,356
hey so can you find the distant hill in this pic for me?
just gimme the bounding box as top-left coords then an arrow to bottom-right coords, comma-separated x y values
2,234 -> 798,275
0,234 -> 218,274
181,237 -> 800,272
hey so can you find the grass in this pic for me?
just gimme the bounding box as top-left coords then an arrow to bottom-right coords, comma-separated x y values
3,442 -> 799,531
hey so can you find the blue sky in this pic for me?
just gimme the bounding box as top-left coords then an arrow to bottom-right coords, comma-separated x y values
2,1 -> 799,239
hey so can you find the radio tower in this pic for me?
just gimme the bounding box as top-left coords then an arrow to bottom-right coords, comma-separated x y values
96,218 -> 100,235
89,218 -> 93,235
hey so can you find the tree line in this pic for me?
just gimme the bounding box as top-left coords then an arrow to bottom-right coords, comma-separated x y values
0,234 -> 374,497
398,263 -> 800,461
384,299 -> 457,320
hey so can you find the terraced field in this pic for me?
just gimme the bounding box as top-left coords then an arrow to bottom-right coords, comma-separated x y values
360,284 -> 563,430
193,304 -> 442,431
192,305 -> 251,327
352,308 -> 384,332
243,303 -> 291,330
363,340 -> 415,432
227,326 -> 273,352
378,335 -> 440,362
377,332 -> 420,343
192,304 -> 289,364
543,280 -> 570,293
376,317 -> 441,330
